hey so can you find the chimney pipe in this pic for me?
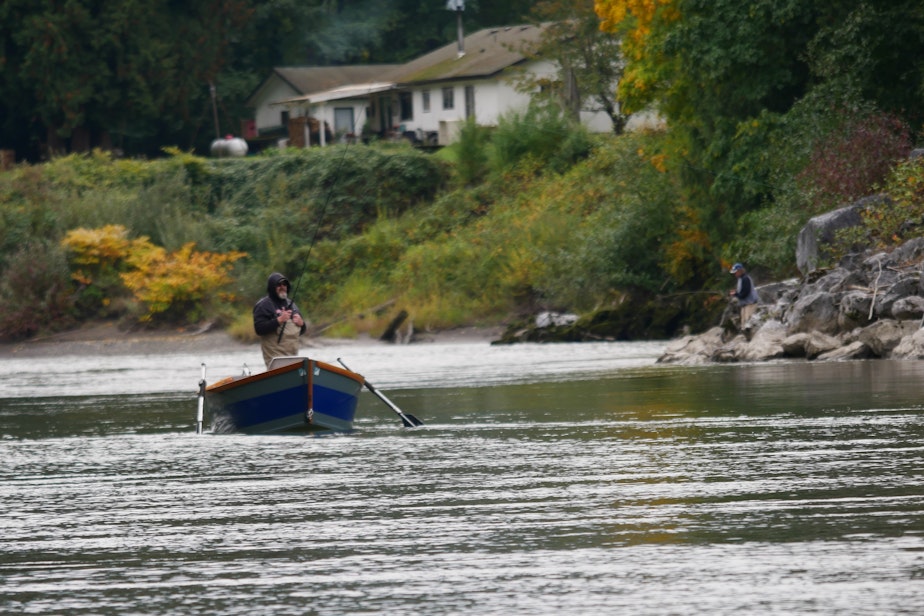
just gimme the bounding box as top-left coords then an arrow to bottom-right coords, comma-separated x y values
447,1 -> 465,57
455,8 -> 464,57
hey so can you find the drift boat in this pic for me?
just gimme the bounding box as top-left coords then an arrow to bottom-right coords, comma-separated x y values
201,356 -> 365,434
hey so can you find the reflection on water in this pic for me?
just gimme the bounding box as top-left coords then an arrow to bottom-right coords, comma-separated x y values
1,342 -> 923,615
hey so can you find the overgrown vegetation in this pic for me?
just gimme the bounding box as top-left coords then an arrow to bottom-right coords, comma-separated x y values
0,99 -> 921,342
0,143 -> 449,339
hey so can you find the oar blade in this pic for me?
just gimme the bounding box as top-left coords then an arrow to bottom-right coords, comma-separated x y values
404,413 -> 424,427
338,358 -> 424,428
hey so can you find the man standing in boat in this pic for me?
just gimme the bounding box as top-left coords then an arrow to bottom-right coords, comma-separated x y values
253,272 -> 307,369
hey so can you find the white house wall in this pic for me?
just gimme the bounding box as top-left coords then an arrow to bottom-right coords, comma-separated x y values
389,58 -> 624,145
311,98 -> 376,143
254,80 -> 300,132
397,71 -> 550,142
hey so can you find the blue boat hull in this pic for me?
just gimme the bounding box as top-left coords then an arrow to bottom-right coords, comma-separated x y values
205,358 -> 364,434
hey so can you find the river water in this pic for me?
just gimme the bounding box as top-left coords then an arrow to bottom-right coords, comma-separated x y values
1,340 -> 923,615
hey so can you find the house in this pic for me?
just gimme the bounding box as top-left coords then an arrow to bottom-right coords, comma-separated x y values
258,25 -> 636,145
244,65 -> 398,149
256,24 -> 624,148
378,24 -> 577,145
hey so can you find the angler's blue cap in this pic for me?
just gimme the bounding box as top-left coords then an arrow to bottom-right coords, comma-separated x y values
729,263 -> 744,273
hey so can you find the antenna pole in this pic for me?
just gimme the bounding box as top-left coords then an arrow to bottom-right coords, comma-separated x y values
209,82 -> 221,139
456,7 -> 464,57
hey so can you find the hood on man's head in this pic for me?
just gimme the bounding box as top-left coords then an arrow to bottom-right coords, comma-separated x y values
729,263 -> 744,274
266,272 -> 290,296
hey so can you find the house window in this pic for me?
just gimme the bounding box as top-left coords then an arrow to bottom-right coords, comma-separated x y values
399,92 -> 413,121
422,90 -> 431,113
334,107 -> 355,135
464,85 -> 475,119
442,86 -> 454,110
281,110 -> 290,127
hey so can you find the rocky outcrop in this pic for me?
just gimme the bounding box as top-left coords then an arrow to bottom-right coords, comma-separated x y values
659,234 -> 924,364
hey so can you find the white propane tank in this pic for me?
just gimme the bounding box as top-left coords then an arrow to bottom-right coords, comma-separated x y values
210,135 -> 248,158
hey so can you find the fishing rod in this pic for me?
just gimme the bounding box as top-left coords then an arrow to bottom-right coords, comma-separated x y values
277,108 -> 368,342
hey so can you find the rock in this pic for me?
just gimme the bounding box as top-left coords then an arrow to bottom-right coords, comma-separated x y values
817,340 -> 870,361
796,204 -> 862,275
711,337 -> 746,362
856,319 -> 919,357
657,327 -> 725,364
891,328 -> 924,359
874,274 -> 920,318
803,331 -> 842,359
802,266 -> 866,295
741,319 -> 787,361
838,290 -> 874,329
755,279 -> 800,306
786,292 -> 839,334
657,194 -> 924,365
535,312 -> 578,328
890,296 -> 924,320
887,236 -> 924,265
781,333 -> 811,357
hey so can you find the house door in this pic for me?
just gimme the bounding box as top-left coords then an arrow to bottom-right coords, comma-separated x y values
464,85 -> 475,119
334,107 -> 355,135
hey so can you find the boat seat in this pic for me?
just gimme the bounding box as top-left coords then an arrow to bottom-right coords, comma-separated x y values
268,356 -> 308,370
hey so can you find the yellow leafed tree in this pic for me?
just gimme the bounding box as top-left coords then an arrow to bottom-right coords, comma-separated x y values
594,0 -> 678,112
62,225 -> 246,323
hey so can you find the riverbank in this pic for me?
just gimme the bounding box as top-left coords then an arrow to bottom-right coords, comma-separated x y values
0,321 -> 506,359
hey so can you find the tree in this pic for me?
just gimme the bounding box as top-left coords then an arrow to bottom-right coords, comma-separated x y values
0,0 -> 251,158
520,0 -> 628,134
594,0 -> 924,286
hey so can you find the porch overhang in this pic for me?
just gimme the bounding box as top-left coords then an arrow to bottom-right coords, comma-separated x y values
272,82 -> 397,108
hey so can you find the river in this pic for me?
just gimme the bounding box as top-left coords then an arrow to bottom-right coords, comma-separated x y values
1,340 -> 923,615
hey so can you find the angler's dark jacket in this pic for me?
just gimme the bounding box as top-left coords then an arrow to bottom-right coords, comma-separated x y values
733,273 -> 759,306
253,272 -> 308,369
253,272 -> 307,336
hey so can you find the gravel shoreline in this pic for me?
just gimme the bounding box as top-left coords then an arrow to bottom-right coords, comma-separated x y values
0,323 -> 505,359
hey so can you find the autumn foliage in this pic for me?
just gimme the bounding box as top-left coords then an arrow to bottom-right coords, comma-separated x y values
62,225 -> 245,323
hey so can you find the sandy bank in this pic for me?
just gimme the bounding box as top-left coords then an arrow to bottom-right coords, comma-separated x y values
0,322 -> 505,359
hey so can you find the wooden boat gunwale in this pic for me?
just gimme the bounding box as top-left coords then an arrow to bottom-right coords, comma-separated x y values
202,356 -> 365,434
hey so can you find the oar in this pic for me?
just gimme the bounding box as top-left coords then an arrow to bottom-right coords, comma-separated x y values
337,358 -> 424,428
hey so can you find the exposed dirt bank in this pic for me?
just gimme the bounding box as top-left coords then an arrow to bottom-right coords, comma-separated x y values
0,322 -> 506,359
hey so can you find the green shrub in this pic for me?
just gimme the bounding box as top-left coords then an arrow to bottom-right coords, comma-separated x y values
453,117 -> 491,186
0,240 -> 74,340
834,156 -> 924,253
490,105 -> 593,176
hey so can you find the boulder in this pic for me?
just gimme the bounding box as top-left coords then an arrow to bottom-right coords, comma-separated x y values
796,204 -> 862,275
755,279 -> 800,306
891,328 -> 924,359
803,331 -> 842,359
874,274 -> 921,318
838,290 -> 874,329
786,292 -> 839,334
656,198 -> 924,364
781,333 -> 811,357
712,335 -> 748,362
535,312 -> 578,328
817,340 -> 870,361
887,236 -> 924,265
856,319 -> 920,357
890,296 -> 924,320
657,327 -> 726,364
741,319 -> 787,361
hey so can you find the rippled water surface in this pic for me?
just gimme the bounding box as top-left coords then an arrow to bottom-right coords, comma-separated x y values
2,341 -> 923,615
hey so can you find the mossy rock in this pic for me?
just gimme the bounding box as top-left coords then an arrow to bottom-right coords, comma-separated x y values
492,292 -> 725,344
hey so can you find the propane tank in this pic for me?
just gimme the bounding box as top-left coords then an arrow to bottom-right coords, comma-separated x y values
210,134 -> 248,158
